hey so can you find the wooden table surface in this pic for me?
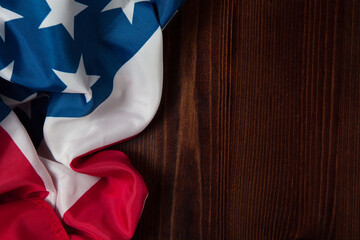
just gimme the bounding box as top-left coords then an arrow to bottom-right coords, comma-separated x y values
113,0 -> 360,239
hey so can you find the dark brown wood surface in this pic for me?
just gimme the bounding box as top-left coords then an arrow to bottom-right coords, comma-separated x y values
113,0 -> 360,239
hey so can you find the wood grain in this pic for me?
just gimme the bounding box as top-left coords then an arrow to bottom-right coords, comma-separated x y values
112,0 -> 360,239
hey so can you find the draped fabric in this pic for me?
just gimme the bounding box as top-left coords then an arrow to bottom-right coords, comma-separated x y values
0,0 -> 183,239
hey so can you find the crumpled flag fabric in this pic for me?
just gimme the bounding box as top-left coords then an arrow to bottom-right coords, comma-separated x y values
0,0 -> 183,239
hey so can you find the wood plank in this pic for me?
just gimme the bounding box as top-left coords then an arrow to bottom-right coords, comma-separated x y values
112,0 -> 360,239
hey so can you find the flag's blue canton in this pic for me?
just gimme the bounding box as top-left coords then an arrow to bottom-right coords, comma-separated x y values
13,96 -> 49,148
153,0 -> 185,28
0,0 -> 160,118
0,80 -> 36,102
0,101 -> 10,122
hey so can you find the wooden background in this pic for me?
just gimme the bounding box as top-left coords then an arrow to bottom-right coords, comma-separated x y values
114,0 -> 360,239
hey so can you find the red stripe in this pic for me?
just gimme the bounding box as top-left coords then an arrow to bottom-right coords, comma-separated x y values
0,198 -> 69,240
63,150 -> 148,240
0,127 -> 68,239
0,127 -> 48,202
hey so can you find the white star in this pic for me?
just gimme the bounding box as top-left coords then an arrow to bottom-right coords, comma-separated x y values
102,0 -> 149,24
0,5 -> 22,42
53,56 -> 100,103
0,61 -> 14,81
39,0 -> 87,38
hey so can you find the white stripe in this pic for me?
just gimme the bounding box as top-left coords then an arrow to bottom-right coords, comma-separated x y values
0,112 -> 57,206
40,156 -> 100,217
44,27 -> 163,165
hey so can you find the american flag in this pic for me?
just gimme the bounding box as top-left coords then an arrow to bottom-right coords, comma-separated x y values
0,0 -> 183,239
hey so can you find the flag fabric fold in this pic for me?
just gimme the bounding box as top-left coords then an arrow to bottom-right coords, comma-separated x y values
0,0 -> 183,239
